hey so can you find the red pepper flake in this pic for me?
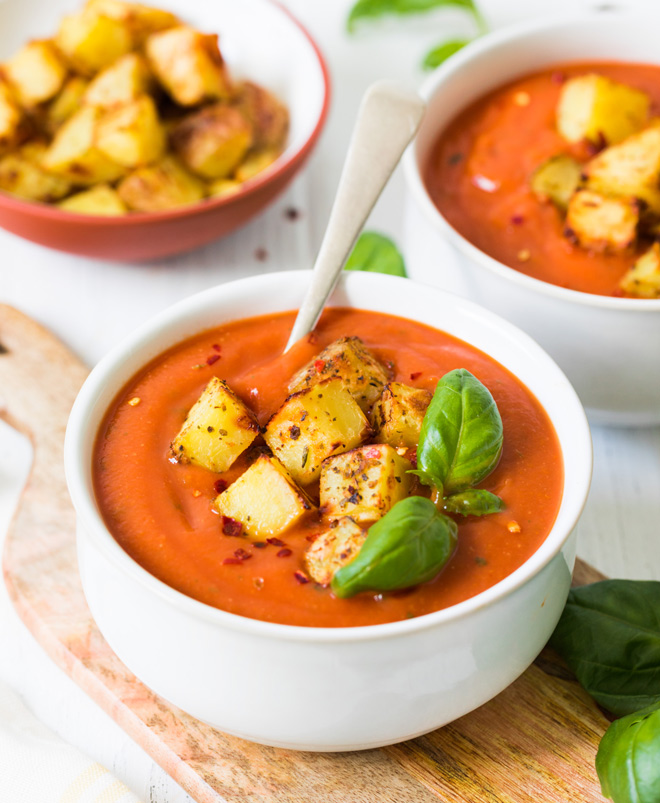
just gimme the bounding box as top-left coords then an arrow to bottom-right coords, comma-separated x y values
255,247 -> 268,261
294,570 -> 310,585
276,548 -> 293,558
253,541 -> 267,549
222,516 -> 243,537
267,537 -> 286,547
365,447 -> 381,459
234,548 -> 252,560
222,558 -> 243,565
206,353 -> 221,366
212,343 -> 221,352
307,332 -> 318,345
314,359 -> 325,373
305,533 -> 320,542
214,479 -> 228,494
551,71 -> 566,85
410,371 -> 422,381
510,214 -> 525,226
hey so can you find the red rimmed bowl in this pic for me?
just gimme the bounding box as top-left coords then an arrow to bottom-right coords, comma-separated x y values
0,0 -> 329,261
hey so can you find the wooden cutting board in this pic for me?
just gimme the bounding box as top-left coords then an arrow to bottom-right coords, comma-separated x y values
0,304 -> 609,803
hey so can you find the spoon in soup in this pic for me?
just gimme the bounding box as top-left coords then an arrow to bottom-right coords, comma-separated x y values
283,81 -> 425,352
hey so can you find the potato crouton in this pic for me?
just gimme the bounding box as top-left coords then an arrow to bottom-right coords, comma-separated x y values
619,243 -> 660,298
4,40 -> 68,107
0,140 -> 71,201
565,189 -> 639,253
530,154 -> 582,212
371,382 -> 432,449
117,154 -> 205,211
305,517 -> 367,585
96,95 -> 165,167
57,183 -> 127,215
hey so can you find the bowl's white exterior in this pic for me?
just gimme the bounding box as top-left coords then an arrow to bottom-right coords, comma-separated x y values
65,272 -> 591,751
403,14 -> 660,427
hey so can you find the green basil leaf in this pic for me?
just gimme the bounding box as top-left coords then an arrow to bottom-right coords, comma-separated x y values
422,38 -> 472,70
596,701 -> 660,803
414,368 -> 503,494
331,496 -> 457,598
550,580 -> 660,717
344,231 -> 407,277
443,489 -> 503,517
347,0 -> 478,32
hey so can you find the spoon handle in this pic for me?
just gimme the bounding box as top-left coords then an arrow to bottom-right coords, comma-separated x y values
284,81 -> 425,352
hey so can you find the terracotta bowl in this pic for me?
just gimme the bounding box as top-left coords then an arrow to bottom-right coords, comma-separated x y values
0,0 -> 329,261
64,271 -> 592,751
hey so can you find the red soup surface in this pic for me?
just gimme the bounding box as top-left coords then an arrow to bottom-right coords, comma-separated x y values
426,61 -> 660,296
93,308 -> 563,628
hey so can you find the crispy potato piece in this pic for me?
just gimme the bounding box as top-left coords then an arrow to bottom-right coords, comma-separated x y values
289,336 -> 390,413
42,105 -> 125,184
86,0 -> 179,44
207,178 -> 241,198
0,140 -> 71,201
530,154 -> 582,212
305,517 -> 367,585
214,455 -> 314,540
4,40 -> 68,107
170,377 -> 259,473
557,74 -> 649,146
320,444 -> 412,524
582,124 -> 660,213
619,243 -> 660,298
145,26 -> 231,107
171,104 -> 251,179
371,382 -> 432,449
96,95 -> 165,167
117,154 -> 205,211
232,80 -> 289,151
565,189 -> 639,253
264,378 -> 372,487
57,183 -> 127,215
56,9 -> 133,76
0,81 -> 29,155
46,76 -> 89,134
234,148 -> 279,183
84,53 -> 152,108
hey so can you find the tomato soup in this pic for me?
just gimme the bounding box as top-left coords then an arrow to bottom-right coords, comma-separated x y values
426,61 -> 660,296
93,308 -> 563,627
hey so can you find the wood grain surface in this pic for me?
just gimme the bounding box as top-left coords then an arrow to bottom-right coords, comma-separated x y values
0,305 -> 609,803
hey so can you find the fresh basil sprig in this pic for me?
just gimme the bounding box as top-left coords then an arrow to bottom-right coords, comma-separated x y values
331,496 -> 457,598
550,580 -> 660,717
596,701 -> 660,803
345,231 -> 407,277
443,488 -> 504,517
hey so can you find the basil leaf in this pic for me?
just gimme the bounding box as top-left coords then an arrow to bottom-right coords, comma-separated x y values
422,38 -> 472,70
331,496 -> 457,598
347,0 -> 478,32
344,231 -> 407,277
414,368 -> 503,495
550,580 -> 660,717
596,701 -> 660,803
443,489 -> 503,517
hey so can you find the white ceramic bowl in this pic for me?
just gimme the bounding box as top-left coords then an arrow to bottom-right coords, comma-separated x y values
403,14 -> 660,427
64,271 -> 592,751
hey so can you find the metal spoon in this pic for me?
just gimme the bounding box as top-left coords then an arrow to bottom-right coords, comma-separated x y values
284,81 -> 425,352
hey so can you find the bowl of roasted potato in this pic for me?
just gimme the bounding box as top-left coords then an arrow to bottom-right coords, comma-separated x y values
64,270 -> 591,750
0,0 -> 329,259
403,13 -> 660,426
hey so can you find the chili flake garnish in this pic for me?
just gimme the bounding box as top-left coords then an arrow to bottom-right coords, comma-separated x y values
222,516 -> 243,537
267,537 -> 286,547
212,343 -> 221,352
253,541 -> 267,549
214,479 -> 228,494
222,558 -> 243,565
314,359 -> 325,373
234,548 -> 252,560
410,371 -> 422,381
294,571 -> 310,585
364,448 -> 381,459
206,354 -> 221,366
277,548 -> 293,558
307,332 -> 318,345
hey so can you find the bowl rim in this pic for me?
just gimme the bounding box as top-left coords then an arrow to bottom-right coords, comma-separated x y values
0,0 -> 331,225
65,270 -> 593,644
402,11 -> 660,313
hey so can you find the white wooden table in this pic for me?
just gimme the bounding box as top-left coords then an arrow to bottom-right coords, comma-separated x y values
1,0 -> 659,800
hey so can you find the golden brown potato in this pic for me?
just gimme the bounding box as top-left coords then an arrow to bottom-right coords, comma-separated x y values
371,382 -> 432,449
565,189 -> 639,253
85,0 -> 180,45
305,517 -> 367,585
46,76 -> 89,134
619,243 -> 660,298
530,154 -> 582,212
84,52 -> 152,108
207,177 -> 241,198
56,9 -> 133,76
234,148 -> 278,183
0,140 -> 71,201
232,80 -> 289,151
4,40 -> 68,107
0,80 -> 29,155
118,154 -> 205,211
145,26 -> 231,107
96,95 -> 165,167
57,183 -> 127,215
171,104 -> 251,179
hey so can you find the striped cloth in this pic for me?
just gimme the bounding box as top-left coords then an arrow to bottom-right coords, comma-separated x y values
0,679 -> 142,803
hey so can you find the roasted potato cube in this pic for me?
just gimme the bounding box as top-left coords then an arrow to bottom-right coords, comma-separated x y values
207,178 -> 241,198
170,377 -> 259,473
530,154 -> 582,212
86,0 -> 179,44
42,106 -> 125,184
289,337 -> 390,413
264,378 -> 372,486
46,76 -> 89,134
171,104 -> 251,179
619,243 -> 660,298
117,154 -> 205,211
214,455 -> 314,540
0,81 -> 29,155
234,148 -> 279,183
96,95 -> 165,167
4,40 -> 68,107
232,81 -> 289,151
56,9 -> 133,76
0,141 -> 71,201
57,183 -> 127,215
557,74 -> 649,146
84,53 -> 152,108
305,517 -> 366,585
320,444 -> 412,524
582,124 -> 660,213
565,189 -> 639,253
371,382 -> 432,449
145,26 -> 231,107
